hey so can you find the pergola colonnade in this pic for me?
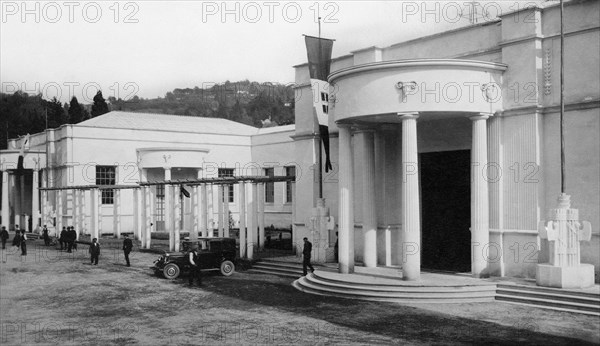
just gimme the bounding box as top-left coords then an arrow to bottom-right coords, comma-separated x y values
40,175 -> 295,260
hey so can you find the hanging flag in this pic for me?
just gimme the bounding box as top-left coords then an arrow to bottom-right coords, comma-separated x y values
304,35 -> 334,172
16,133 -> 30,174
180,185 -> 190,198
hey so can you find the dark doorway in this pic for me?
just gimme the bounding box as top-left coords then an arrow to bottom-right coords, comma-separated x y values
420,150 -> 471,272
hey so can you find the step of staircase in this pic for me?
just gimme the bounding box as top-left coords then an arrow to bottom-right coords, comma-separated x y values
247,259 -> 305,278
293,273 -> 496,303
496,284 -> 600,316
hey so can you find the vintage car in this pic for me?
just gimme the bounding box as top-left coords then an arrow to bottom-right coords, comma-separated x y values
152,237 -> 236,279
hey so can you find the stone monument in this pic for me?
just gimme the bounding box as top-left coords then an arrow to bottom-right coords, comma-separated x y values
537,193 -> 594,288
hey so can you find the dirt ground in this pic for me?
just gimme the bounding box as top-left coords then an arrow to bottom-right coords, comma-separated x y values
1,239 -> 599,346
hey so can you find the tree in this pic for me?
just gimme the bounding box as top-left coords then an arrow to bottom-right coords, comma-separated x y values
68,96 -> 87,124
91,90 -> 109,117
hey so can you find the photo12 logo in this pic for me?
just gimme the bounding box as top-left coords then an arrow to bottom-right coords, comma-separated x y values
201,1 -> 339,24
2,82 -> 140,103
1,1 -> 140,24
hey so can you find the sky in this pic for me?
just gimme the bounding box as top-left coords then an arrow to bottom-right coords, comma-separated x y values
1,0 -> 548,103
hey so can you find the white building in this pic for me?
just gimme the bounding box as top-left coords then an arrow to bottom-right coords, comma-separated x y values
1,0 -> 598,285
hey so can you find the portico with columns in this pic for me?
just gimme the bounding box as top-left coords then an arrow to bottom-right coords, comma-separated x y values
327,59 -> 507,280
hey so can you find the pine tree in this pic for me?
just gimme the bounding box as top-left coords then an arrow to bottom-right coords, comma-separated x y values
68,96 -> 86,123
91,90 -> 109,117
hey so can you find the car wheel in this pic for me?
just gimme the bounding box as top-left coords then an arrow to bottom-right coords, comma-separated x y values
163,263 -> 180,280
220,260 -> 235,276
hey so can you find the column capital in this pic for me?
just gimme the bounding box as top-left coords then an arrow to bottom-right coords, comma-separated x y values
470,113 -> 492,121
397,112 -> 419,121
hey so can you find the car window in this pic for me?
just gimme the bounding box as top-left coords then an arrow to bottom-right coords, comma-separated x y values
200,240 -> 209,251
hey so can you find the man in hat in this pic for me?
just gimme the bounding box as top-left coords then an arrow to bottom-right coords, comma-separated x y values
42,225 -> 50,246
187,246 -> 202,286
122,234 -> 133,267
302,237 -> 315,276
20,230 -> 27,256
89,238 -> 100,265
0,226 -> 8,249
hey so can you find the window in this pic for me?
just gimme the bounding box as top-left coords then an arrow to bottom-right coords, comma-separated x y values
285,166 -> 295,203
96,166 -> 116,204
264,168 -> 274,203
218,168 -> 234,203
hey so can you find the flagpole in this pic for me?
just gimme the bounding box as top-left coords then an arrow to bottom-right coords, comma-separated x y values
317,16 -> 324,200
560,0 -> 565,194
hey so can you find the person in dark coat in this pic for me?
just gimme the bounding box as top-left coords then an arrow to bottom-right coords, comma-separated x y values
70,227 -> 77,251
302,237 -> 315,276
188,247 -> 202,286
0,226 -> 8,249
20,230 -> 27,256
42,225 -> 50,246
12,226 -> 21,248
89,238 -> 100,265
59,227 -> 67,250
122,234 -> 133,267
66,227 -> 77,253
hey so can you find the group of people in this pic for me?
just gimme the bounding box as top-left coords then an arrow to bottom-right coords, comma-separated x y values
0,225 -> 28,256
58,226 -> 78,252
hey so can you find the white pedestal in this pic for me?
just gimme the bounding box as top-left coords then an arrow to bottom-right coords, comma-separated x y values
536,263 -> 595,289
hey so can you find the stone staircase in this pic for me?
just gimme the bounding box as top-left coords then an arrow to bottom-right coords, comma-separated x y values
249,259 -> 600,315
496,283 -> 600,316
247,258 -> 310,278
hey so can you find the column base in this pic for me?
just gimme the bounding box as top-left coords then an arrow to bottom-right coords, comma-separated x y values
536,263 -> 595,289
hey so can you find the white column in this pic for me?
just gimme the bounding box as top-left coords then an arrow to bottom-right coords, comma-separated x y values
258,182 -> 265,250
223,184 -> 230,237
80,190 -> 87,236
133,188 -> 140,240
97,188 -> 103,238
114,189 -> 121,238
357,128 -> 377,268
191,185 -> 199,242
90,188 -> 98,240
471,114 -> 491,278
32,169 -> 40,230
338,124 -> 355,273
56,189 -> 63,234
239,181 -> 247,258
76,190 -> 83,239
144,186 -> 152,249
217,185 -> 224,237
200,183 -> 208,237
41,190 -> 48,229
72,190 -> 78,231
248,183 -> 257,259
1,171 -> 8,227
400,113 -> 421,281
164,184 -> 173,251
207,184 -> 214,236
174,185 -> 181,252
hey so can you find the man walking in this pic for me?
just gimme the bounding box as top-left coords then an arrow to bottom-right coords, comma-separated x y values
122,234 -> 133,267
0,226 -> 8,249
89,238 -> 100,265
188,247 -> 202,286
302,237 -> 315,276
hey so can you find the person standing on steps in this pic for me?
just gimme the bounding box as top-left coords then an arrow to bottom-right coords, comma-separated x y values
302,237 -> 315,276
